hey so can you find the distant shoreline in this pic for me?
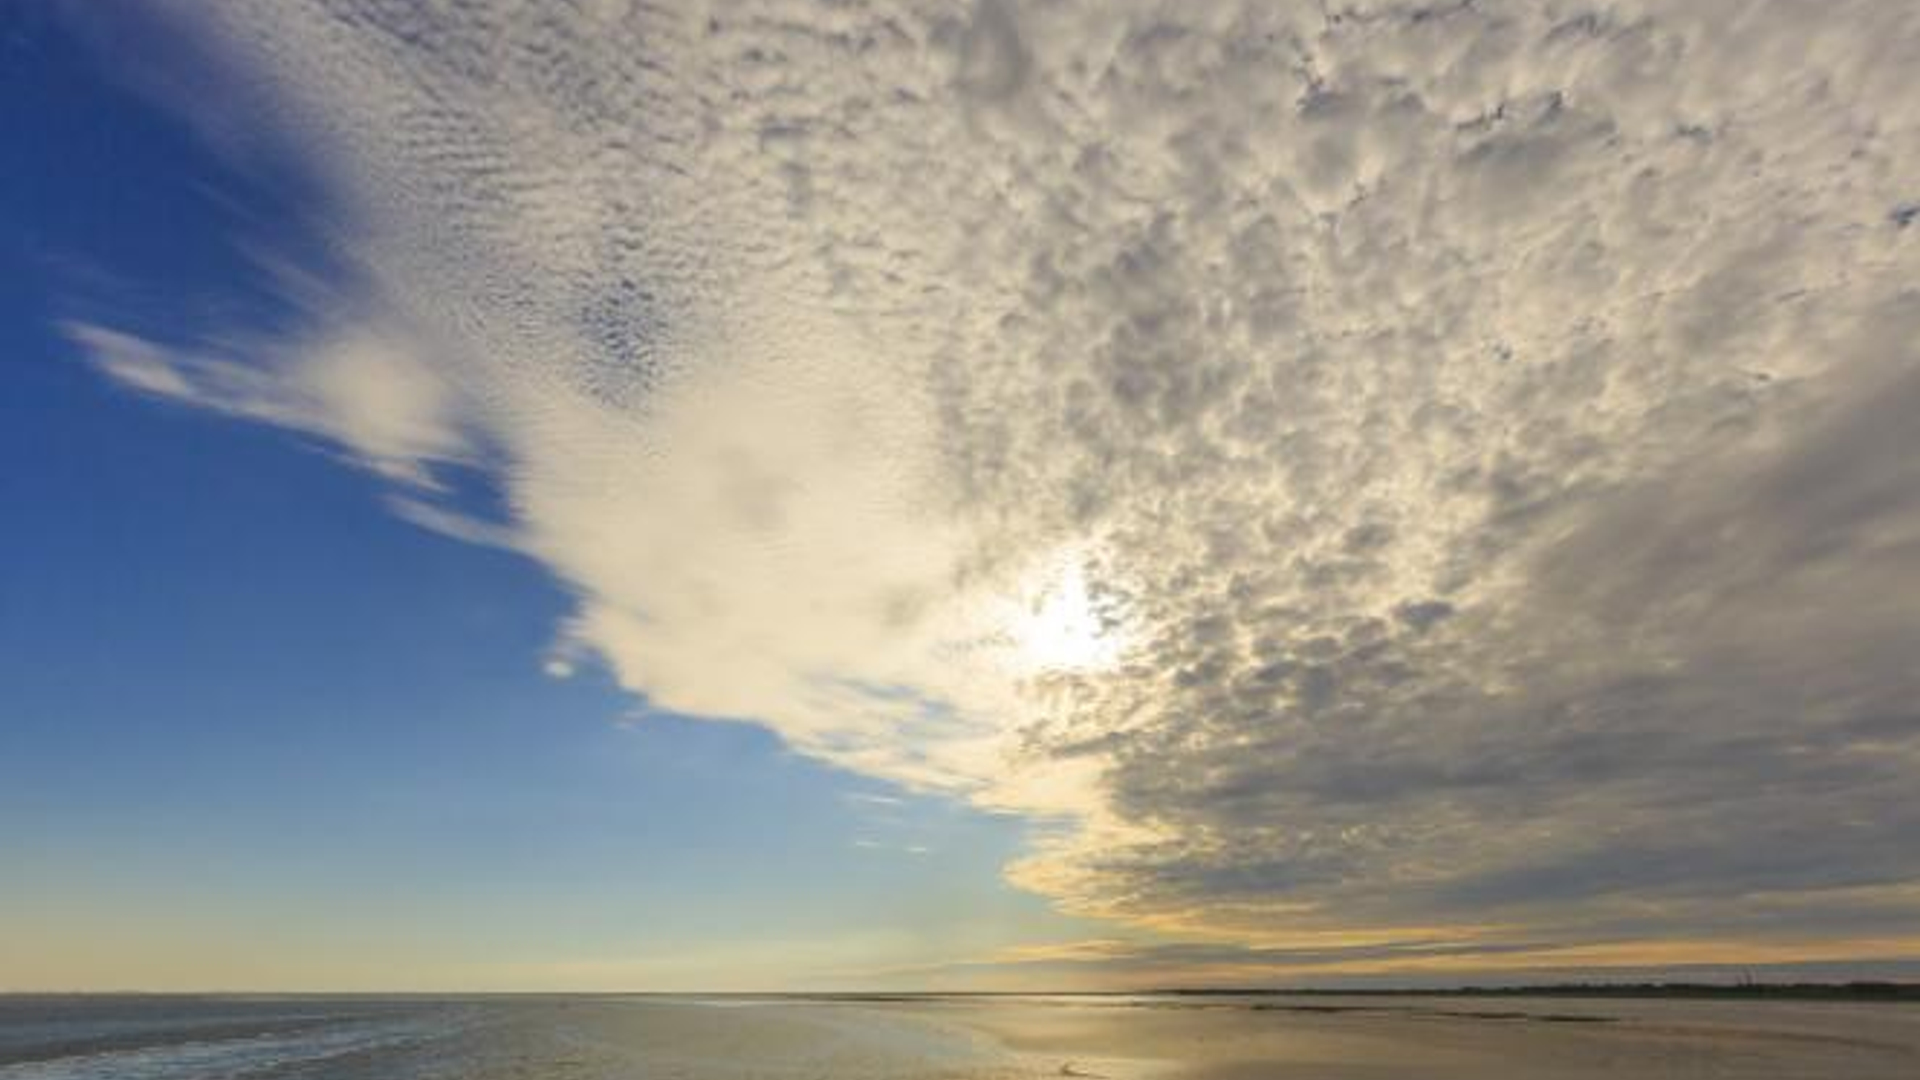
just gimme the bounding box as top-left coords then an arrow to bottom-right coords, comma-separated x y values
4,983 -> 1917,1002
1150,982 -> 1920,1002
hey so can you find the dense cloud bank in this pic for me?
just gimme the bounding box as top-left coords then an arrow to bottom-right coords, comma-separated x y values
76,0 -> 1920,964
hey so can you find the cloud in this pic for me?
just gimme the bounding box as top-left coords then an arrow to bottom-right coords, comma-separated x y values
72,319 -> 473,487
71,0 -> 1920,969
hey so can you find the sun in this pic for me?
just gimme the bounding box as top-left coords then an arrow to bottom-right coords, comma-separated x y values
1005,554 -> 1127,674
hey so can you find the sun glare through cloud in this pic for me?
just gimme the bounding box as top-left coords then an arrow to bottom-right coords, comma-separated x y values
1002,551 -> 1129,676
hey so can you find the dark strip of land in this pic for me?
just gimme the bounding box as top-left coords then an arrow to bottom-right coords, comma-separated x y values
1153,982 -> 1920,1002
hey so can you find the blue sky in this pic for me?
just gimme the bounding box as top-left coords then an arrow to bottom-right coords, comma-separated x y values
8,1 -> 1920,990
0,5 -> 1074,991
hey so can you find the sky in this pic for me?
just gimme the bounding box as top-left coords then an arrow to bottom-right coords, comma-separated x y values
5,0 -> 1920,991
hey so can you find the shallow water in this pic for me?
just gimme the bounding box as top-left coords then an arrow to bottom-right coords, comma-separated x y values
3,994 -> 1916,1078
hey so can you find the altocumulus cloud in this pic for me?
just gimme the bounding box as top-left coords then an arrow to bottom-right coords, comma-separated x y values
71,0 -> 1920,969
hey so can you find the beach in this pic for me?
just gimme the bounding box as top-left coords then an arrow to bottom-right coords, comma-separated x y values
4,993 -> 1917,1078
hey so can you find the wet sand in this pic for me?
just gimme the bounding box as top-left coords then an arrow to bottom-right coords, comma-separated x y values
4,993 -> 1916,1078
864,994 -> 1920,1079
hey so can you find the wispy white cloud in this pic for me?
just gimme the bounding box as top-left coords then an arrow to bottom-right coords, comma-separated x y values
73,0 -> 1920,967
73,319 -> 473,488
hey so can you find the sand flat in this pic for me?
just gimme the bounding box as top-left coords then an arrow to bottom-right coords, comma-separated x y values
4,994 -> 1917,1078
862,994 -> 1920,1079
